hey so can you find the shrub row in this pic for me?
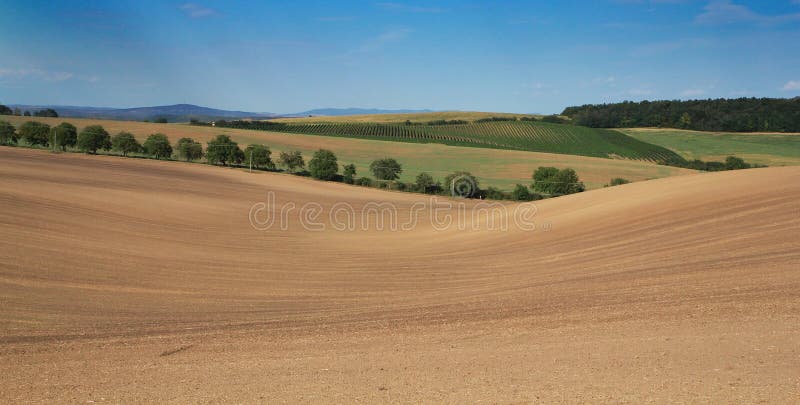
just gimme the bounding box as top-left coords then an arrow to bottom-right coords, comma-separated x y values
5,119 -> 743,201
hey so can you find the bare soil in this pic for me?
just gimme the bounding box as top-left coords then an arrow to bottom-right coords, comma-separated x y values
0,147 -> 798,402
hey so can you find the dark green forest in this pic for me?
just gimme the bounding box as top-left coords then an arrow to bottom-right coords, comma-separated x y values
562,98 -> 800,132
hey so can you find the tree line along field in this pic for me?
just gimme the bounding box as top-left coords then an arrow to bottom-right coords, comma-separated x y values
209,120 -> 685,163
619,128 -> 800,166
0,115 -> 696,191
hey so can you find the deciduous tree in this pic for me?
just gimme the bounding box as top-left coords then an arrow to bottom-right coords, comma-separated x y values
18,121 -> 51,146
308,149 -> 339,180
143,133 -> 173,159
50,122 -> 78,151
0,120 -> 16,145
244,144 -> 274,169
77,125 -> 111,154
206,135 -> 242,166
369,158 -> 403,180
175,137 -> 203,161
111,132 -> 142,156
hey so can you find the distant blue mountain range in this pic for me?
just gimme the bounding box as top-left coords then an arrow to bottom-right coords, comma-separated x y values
293,108 -> 434,117
6,104 -> 435,122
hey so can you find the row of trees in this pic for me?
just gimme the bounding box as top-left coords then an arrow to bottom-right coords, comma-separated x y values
0,104 -> 58,118
2,119 -> 542,200
562,98 -> 800,132
659,155 -> 763,171
2,119 -> 764,200
0,120 -> 642,202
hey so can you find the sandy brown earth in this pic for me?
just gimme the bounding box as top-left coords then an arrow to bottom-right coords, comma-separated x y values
0,147 -> 798,403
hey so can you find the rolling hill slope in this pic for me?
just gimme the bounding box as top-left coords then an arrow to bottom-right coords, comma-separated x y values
620,127 -> 800,166
0,147 -> 798,402
214,120 -> 685,162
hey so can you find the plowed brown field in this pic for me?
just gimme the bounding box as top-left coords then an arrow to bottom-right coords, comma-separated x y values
1,147 -> 798,402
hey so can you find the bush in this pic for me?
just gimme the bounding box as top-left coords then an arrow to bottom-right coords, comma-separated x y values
244,144 -> 274,169
511,184 -> 533,201
444,171 -> 480,198
343,164 -> 357,184
484,187 -> 508,200
474,116 -> 517,123
532,166 -> 585,196
175,137 -> 203,161
278,150 -> 305,172
206,135 -> 242,166
49,123 -> 78,151
111,132 -> 142,156
18,121 -> 51,146
154,117 -> 168,123
0,104 -> 13,115
532,167 -> 559,194
77,125 -> 111,153
724,156 -> 750,170
540,115 -> 567,124
415,172 -> 436,194
0,120 -> 16,145
308,149 -> 338,180
607,178 -> 630,187
705,161 -> 726,171
33,108 -> 58,118
370,158 -> 403,180
356,177 -> 373,187
426,119 -> 468,125
143,133 -> 173,159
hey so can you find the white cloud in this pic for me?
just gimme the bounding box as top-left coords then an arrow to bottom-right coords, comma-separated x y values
180,3 -> 218,18
695,1 -> 800,25
782,80 -> 800,91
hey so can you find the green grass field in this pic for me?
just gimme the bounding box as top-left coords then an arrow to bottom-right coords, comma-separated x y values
215,120 -> 684,163
619,128 -> 800,166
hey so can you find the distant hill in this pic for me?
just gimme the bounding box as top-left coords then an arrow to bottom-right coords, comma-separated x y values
7,104 -> 276,122
4,104 -> 436,121
293,108 -> 434,117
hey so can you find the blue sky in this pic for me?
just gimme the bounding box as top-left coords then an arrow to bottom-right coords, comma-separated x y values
1,0 -> 799,114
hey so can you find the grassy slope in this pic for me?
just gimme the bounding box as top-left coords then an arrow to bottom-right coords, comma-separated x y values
2,116 -> 694,190
216,120 -> 683,162
620,128 -> 800,166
